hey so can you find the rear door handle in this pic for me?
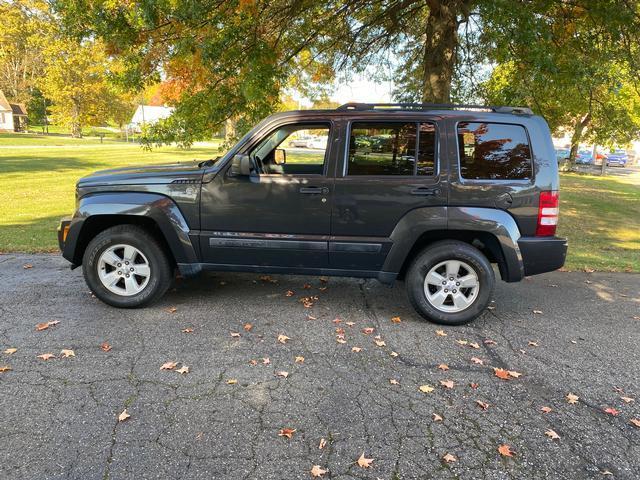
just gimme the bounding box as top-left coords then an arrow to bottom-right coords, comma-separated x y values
411,187 -> 440,196
300,186 -> 329,195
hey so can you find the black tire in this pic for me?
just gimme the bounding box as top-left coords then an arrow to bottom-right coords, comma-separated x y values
406,240 -> 495,326
82,225 -> 172,308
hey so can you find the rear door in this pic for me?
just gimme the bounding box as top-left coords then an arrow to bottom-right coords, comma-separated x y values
330,117 -> 447,270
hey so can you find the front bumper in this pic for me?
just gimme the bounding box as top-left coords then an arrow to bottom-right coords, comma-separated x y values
518,236 -> 568,276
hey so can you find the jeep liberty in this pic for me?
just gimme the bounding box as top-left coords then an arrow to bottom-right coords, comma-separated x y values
58,103 -> 568,325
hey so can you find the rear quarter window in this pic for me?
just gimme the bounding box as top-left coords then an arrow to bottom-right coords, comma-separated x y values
457,122 -> 533,180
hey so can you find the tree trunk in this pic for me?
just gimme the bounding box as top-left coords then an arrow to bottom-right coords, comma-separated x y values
71,100 -> 82,138
566,113 -> 591,171
422,0 -> 462,103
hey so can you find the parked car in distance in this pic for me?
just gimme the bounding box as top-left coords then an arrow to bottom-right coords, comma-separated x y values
288,135 -> 328,149
555,148 -> 570,164
58,102 -> 567,326
606,150 -> 628,167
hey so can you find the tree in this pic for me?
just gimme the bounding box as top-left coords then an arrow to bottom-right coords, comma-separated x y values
39,38 -> 130,137
479,1 -> 640,170
0,0 -> 53,103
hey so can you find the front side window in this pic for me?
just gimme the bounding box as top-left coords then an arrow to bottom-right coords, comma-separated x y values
348,122 -> 436,176
250,124 -> 329,175
457,122 -> 533,180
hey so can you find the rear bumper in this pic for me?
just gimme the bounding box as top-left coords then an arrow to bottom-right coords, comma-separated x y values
518,236 -> 568,276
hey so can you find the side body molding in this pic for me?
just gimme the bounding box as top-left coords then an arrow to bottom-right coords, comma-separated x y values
448,207 -> 524,282
63,192 -> 199,268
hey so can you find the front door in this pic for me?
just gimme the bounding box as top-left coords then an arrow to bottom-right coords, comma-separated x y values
330,118 -> 447,270
199,122 -> 334,268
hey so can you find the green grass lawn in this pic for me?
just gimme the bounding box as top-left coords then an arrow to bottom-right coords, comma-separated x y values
1,135 -> 638,272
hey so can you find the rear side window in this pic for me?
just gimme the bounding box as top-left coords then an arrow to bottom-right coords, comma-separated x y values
457,122 -> 533,180
348,122 -> 436,176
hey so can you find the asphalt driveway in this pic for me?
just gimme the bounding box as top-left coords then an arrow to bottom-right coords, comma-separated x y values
0,254 -> 639,479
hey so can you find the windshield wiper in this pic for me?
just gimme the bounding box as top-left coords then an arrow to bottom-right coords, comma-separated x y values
198,156 -> 221,168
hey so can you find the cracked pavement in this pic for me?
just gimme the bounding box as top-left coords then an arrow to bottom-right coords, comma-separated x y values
0,254 -> 639,479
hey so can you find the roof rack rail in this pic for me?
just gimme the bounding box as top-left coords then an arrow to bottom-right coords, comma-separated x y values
336,102 -> 533,115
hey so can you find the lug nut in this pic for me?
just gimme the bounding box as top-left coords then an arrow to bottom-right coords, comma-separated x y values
449,277 -> 454,281
130,267 -> 134,272
444,289 -> 448,293
452,289 -> 457,293
125,261 -> 129,265
456,282 -> 460,286
442,281 -> 446,285
125,274 -> 130,278
117,263 -> 122,267
117,271 -> 122,275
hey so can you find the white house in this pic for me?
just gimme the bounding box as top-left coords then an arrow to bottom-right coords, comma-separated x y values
0,90 -> 28,132
128,105 -> 174,132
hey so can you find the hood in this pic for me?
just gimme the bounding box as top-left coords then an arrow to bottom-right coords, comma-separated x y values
78,161 -> 206,187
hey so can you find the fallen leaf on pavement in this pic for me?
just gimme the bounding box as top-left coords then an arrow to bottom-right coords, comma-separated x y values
0,366 -> 11,373
295,356 -> 305,363
310,465 -> 327,477
469,342 -> 480,349
440,380 -> 455,389
484,339 -> 497,345
336,337 -> 347,344
362,327 -> 375,334
545,429 -> 560,440
533,309 -> 543,314
277,334 -> 290,344
118,409 -> 130,422
391,316 -> 401,323
60,349 -> 75,358
470,382 -> 479,389
226,378 -> 237,384
471,357 -> 484,365
566,393 -> 579,404
528,341 -> 539,347
389,379 -> 399,385
276,371 -> 289,378
476,400 -> 489,410
498,444 -> 515,457
278,428 -> 296,439
620,396 -> 634,403
303,283 -> 312,289
307,315 -> 317,320
319,438 -> 327,449
100,342 -> 112,352
390,351 -> 399,357
4,348 -> 17,355
230,332 -> 241,338
181,328 -> 193,333
285,290 -> 295,297
37,353 -> 55,360
437,364 -> 449,371
432,413 -> 443,422
160,361 -> 177,370
419,384 -> 435,394
165,307 -> 177,313
442,453 -> 457,463
435,329 -> 447,337
357,453 -> 373,468
630,419 -> 640,428
493,368 -> 511,380
455,339 -> 468,346
262,357 -> 271,365
36,320 -> 59,331
374,339 -> 386,347
603,407 -> 619,416
23,264 -> 33,269
243,323 -> 253,331
507,370 -> 522,378
345,321 -> 355,326
352,346 -> 362,352
176,366 -> 189,374
541,406 -> 553,414
249,359 -> 258,366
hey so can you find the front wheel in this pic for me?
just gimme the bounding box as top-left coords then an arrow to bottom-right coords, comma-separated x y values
82,225 -> 172,308
406,240 -> 495,326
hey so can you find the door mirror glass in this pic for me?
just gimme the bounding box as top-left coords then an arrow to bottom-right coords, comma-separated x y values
274,148 -> 286,165
230,154 -> 252,176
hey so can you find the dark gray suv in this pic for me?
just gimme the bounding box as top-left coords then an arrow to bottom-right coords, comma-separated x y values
58,103 -> 568,325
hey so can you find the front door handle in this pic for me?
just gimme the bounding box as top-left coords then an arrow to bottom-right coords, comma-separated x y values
300,186 -> 329,195
411,187 -> 441,196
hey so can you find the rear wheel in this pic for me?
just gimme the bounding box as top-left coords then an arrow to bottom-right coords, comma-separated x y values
406,240 -> 494,325
82,225 -> 172,308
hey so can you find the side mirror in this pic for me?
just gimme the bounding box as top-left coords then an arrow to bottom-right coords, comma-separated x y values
230,154 -> 252,176
274,148 -> 286,165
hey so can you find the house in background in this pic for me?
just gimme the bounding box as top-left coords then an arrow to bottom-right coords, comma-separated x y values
128,105 -> 174,133
0,90 -> 28,132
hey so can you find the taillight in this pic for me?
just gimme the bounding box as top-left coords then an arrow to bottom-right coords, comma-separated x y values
536,191 -> 559,236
